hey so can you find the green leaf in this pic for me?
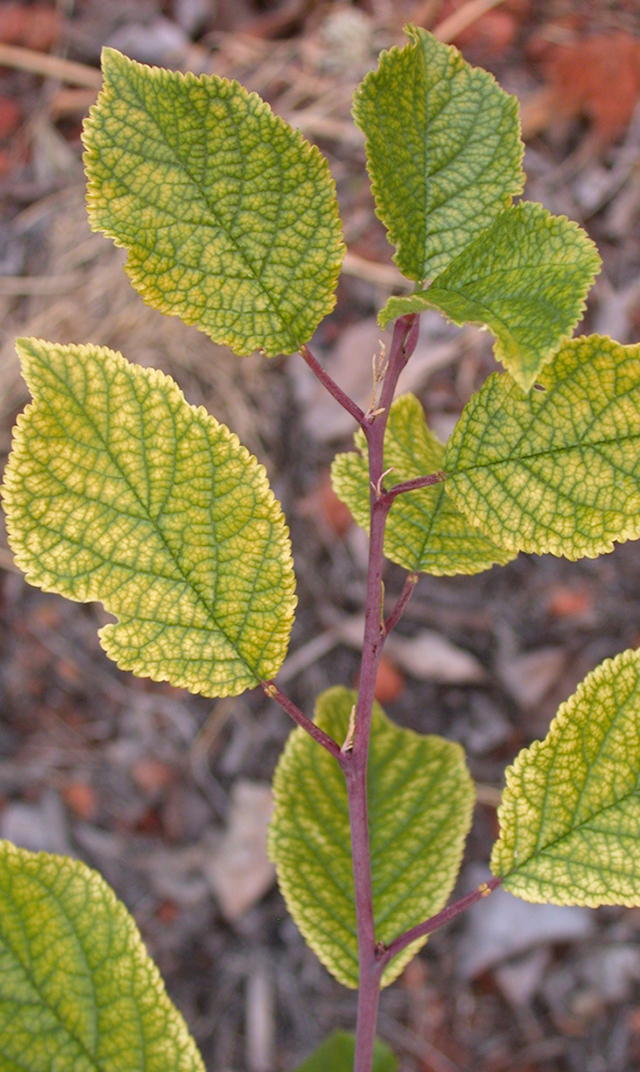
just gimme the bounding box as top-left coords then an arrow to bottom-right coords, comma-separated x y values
379,203 -> 600,391
294,1031 -> 397,1072
331,393 -> 515,576
0,839 -> 204,1071
492,648 -> 640,906
352,25 -> 523,282
83,48 -> 344,357
268,686 -> 474,989
444,334 -> 640,560
2,338 -> 296,697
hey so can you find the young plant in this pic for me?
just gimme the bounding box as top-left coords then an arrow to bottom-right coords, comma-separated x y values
0,25 -> 637,1072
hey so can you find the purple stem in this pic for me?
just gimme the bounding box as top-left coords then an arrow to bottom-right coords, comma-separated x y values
348,315 -> 420,1072
376,877 -> 502,973
261,680 -> 345,763
298,343 -> 367,427
379,470 -> 446,508
383,573 -> 418,637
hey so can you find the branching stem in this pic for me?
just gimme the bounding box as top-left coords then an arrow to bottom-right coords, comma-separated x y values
298,343 -> 367,427
378,470 -> 446,508
383,572 -> 418,637
375,877 -> 502,973
261,680 -> 344,762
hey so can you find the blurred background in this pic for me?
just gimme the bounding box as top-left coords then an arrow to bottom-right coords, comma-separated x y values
1,1 -> 640,1070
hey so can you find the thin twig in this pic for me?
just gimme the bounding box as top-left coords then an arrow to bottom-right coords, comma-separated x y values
298,343 -> 367,427
376,876 -> 502,971
379,470 -> 446,508
0,43 -> 102,87
434,0 -> 506,43
261,681 -> 344,762
383,573 -> 418,637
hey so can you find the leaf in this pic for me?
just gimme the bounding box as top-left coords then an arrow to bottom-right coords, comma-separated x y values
0,839 -> 204,1071
491,648 -> 640,906
83,48 -> 344,357
352,25 -> 523,282
294,1031 -> 397,1072
331,393 -> 515,576
268,686 -> 474,989
379,203 -> 600,391
444,335 -> 640,560
2,338 -> 296,697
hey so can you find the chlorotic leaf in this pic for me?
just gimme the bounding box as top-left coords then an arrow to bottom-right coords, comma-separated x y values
353,25 -> 523,282
0,840 -> 204,1071
294,1031 -> 397,1072
379,203 -> 600,391
83,48 -> 344,357
268,686 -> 474,989
445,335 -> 640,560
492,649 -> 640,906
2,338 -> 296,697
331,394 -> 515,576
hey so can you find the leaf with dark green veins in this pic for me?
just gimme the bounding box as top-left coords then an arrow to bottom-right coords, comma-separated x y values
2,338 -> 296,697
492,649 -> 640,906
268,686 -> 474,988
445,335 -> 640,560
379,203 -> 600,391
0,840 -> 204,1071
294,1031 -> 397,1072
331,394 -> 515,575
353,25 -> 523,282
83,48 -> 344,356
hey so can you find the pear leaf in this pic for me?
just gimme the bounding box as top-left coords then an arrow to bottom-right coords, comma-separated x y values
353,25 -> 523,282
293,1031 -> 397,1072
268,686 -> 474,988
2,338 -> 296,697
379,203 -> 600,391
492,649 -> 640,906
0,840 -> 204,1071
83,48 -> 344,356
445,335 -> 640,560
331,393 -> 515,575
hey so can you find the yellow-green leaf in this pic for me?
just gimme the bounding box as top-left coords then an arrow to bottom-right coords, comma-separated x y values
83,48 -> 344,356
445,335 -> 640,560
2,338 -> 296,697
268,687 -> 474,989
0,840 -> 204,1071
352,25 -> 523,282
492,649 -> 640,906
294,1031 -> 397,1072
379,203 -> 600,391
331,394 -> 515,576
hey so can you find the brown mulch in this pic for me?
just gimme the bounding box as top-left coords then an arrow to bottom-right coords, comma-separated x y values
2,2 -> 640,1070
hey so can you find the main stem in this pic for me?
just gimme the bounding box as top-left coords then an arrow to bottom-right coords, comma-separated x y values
347,315 -> 419,1072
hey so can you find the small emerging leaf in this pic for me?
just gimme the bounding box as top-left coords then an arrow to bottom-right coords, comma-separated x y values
331,393 -> 515,575
445,335 -> 640,560
353,25 -> 523,282
492,649 -> 640,906
294,1031 -> 397,1072
268,686 -> 474,988
0,840 -> 204,1071
2,339 -> 296,696
379,203 -> 600,391
83,48 -> 344,356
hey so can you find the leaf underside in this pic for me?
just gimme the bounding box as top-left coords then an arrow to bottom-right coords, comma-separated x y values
83,48 -> 344,356
331,393 -> 515,576
492,648 -> 640,906
0,840 -> 204,1072
2,338 -> 296,697
353,24 -> 524,282
445,335 -> 640,560
268,687 -> 474,988
294,1031 -> 397,1072
379,203 -> 601,391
